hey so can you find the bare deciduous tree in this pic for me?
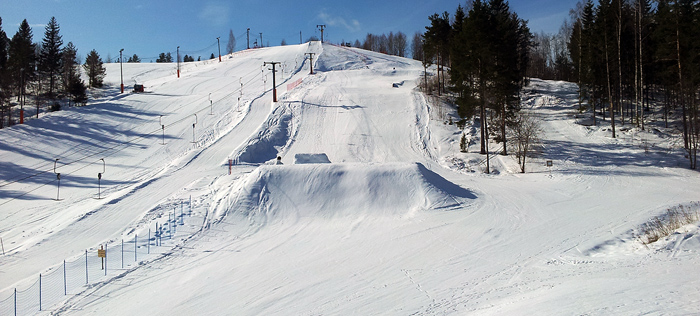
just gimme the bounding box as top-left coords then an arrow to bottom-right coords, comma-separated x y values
510,112 -> 543,173
227,29 -> 236,54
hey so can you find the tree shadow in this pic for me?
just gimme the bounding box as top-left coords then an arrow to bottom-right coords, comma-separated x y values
544,138 -> 687,176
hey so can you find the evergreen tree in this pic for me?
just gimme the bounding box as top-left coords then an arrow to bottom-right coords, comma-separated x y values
39,17 -> 63,99
83,49 -> 106,88
0,17 -> 7,74
7,19 -> 35,125
210,53 -> 215,60
127,54 -> 141,63
423,12 -> 451,95
61,42 -> 78,94
67,74 -> 87,106
156,52 -> 173,63
447,0 -> 531,156
0,18 -> 9,128
8,19 -> 36,100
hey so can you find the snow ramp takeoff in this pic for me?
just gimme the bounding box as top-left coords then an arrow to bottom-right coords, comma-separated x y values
215,163 -> 476,224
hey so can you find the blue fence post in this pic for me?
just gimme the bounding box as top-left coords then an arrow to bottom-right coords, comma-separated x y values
85,250 -> 88,284
148,229 -> 151,254
189,195 -> 192,216
134,234 -> 137,262
63,260 -> 67,295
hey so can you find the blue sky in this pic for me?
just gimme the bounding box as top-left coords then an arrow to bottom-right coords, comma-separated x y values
2,0 -> 579,63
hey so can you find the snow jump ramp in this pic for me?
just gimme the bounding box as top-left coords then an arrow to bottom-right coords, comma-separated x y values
218,163 -> 476,223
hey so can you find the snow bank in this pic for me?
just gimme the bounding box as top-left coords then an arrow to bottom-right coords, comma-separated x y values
315,45 -> 369,72
220,163 -> 475,223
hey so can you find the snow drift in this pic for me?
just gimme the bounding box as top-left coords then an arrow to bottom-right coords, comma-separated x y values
218,163 -> 475,223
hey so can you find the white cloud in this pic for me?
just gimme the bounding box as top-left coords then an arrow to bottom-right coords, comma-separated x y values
199,3 -> 229,27
318,11 -> 361,32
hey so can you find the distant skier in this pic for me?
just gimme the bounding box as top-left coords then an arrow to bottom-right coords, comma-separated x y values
275,156 -> 283,165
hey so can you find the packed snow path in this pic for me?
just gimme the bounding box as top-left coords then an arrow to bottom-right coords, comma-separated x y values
1,44 -> 699,315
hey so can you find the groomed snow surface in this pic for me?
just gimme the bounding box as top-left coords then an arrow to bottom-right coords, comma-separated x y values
1,42 -> 699,315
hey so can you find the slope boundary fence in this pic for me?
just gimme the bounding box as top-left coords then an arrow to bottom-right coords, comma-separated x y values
0,199 -> 202,315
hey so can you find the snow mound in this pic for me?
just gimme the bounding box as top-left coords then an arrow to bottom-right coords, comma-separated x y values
223,163 -> 475,223
315,45 -> 370,72
294,153 -> 331,164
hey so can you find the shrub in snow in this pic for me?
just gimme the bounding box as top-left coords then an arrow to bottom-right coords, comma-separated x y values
639,203 -> 700,244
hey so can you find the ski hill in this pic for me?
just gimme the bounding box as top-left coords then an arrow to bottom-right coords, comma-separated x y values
1,42 -> 699,315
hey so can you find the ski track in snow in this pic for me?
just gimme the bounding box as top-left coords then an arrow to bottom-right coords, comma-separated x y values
1,44 -> 700,315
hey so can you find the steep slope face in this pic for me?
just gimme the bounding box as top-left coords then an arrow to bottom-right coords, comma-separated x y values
279,45 -> 436,164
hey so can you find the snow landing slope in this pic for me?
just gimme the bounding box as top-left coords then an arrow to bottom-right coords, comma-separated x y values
1,43 -> 700,315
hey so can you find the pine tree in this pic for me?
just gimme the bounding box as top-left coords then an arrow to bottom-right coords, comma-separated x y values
61,42 -> 78,96
8,19 -> 36,100
7,19 -> 35,125
39,17 -> 63,99
67,75 -> 87,106
127,54 -> 141,63
83,49 -> 106,88
0,17 -> 7,74
424,12 -> 451,95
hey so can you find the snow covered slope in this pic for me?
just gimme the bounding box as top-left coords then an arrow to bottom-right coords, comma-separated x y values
1,43 -> 699,315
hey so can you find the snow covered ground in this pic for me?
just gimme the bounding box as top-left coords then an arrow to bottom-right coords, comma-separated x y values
1,42 -> 699,315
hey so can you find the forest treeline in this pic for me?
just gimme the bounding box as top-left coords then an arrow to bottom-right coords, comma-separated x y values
530,0 -> 699,168
416,0 -> 532,160
416,0 -> 699,170
0,16 -> 107,128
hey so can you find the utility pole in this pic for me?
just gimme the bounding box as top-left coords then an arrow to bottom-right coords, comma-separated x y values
300,31 -> 302,44
119,49 -> 124,93
260,33 -> 263,48
247,28 -> 250,49
263,62 -> 280,102
305,53 -> 315,74
217,37 -> 221,62
317,25 -> 326,43
177,46 -> 180,78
